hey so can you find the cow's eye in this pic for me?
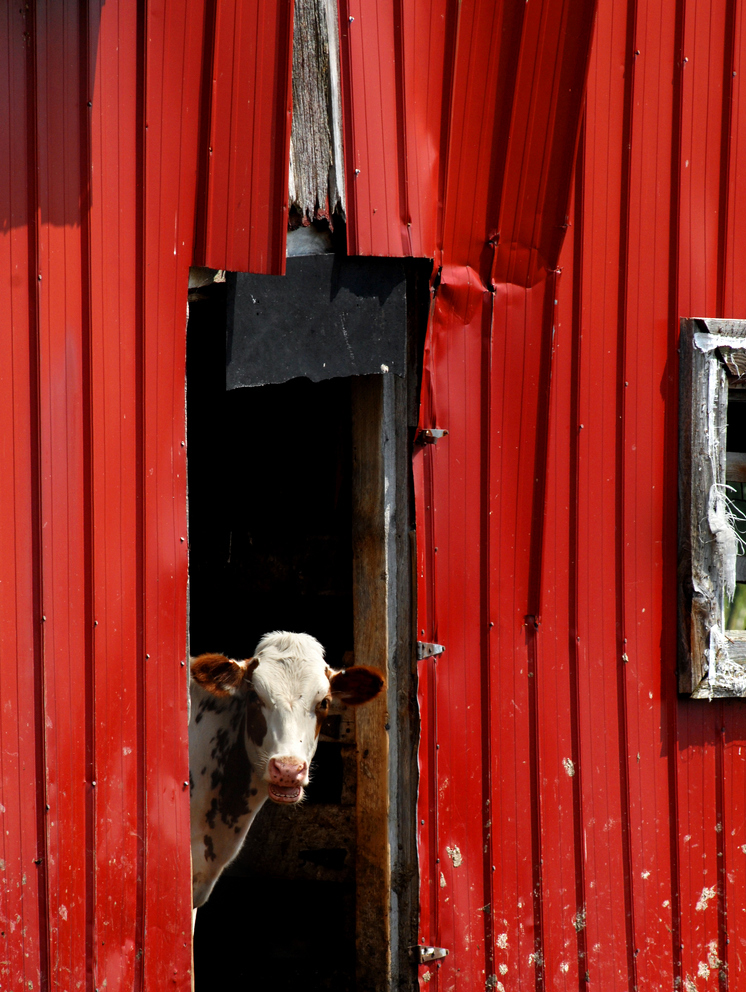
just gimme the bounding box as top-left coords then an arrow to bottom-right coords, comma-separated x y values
247,689 -> 259,705
318,697 -> 329,711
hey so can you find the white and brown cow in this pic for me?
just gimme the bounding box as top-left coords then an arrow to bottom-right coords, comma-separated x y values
189,630 -> 383,911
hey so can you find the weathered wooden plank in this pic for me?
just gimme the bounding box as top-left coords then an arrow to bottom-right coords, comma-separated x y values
351,375 -> 392,992
289,0 -> 344,221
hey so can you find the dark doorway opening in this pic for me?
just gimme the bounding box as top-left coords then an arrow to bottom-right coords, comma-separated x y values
186,254 -> 429,992
187,283 -> 358,991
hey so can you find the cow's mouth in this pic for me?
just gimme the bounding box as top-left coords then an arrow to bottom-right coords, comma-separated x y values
268,784 -> 303,804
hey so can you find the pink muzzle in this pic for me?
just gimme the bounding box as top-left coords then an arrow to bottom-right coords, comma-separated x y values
267,756 -> 307,804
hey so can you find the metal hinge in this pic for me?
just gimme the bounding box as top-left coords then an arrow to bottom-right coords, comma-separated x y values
416,428 -> 449,445
417,641 -> 445,660
411,945 -> 449,964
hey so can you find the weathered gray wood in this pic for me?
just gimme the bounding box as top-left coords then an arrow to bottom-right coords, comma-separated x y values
351,375 -> 392,992
726,631 -> 746,664
679,317 -> 746,696
289,0 -> 344,222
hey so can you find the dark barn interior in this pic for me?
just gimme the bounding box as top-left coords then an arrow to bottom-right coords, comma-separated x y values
187,281 -> 359,991
186,246 -> 428,991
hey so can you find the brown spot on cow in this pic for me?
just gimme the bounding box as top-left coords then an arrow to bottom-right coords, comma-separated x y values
217,717 -> 253,827
191,653 -> 254,697
315,695 -> 332,737
204,835 -> 217,862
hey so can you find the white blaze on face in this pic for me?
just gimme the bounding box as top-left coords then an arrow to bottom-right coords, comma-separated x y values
244,632 -> 332,804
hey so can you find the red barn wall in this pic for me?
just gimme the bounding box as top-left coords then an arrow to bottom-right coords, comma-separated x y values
0,1 -> 292,988
3,0 -> 746,988
413,1 -> 746,990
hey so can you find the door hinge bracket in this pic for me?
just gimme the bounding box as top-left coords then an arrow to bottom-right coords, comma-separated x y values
417,641 -> 445,660
411,945 -> 450,964
416,428 -> 449,445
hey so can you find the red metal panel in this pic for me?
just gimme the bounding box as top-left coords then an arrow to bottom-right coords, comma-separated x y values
414,0 -> 746,986
723,0 -> 746,316
35,4 -> 90,985
87,1 -> 141,986
620,0 -> 680,981
198,0 -> 294,274
0,7 -> 45,989
141,0 -> 205,985
572,9 -> 634,982
414,3 -> 596,989
0,0 -> 208,982
678,0 -> 729,318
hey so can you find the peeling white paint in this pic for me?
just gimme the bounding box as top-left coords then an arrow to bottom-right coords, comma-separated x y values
696,885 -> 716,911
560,962 -> 569,974
641,870 -> 651,880
496,933 -> 508,949
572,907 -> 586,932
446,845 -> 463,867
440,872 -> 446,888
698,961 -> 710,979
498,964 -> 508,975
694,331 -> 746,353
562,758 -> 575,777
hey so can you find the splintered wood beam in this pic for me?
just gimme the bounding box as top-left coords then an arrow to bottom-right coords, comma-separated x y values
289,0 -> 345,222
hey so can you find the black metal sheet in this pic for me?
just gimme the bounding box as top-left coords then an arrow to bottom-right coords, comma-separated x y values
226,255 -> 406,388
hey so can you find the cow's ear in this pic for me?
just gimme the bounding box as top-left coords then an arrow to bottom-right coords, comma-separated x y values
329,666 -> 384,706
190,654 -> 252,697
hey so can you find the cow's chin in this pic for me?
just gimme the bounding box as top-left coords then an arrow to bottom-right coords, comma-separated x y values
268,784 -> 304,804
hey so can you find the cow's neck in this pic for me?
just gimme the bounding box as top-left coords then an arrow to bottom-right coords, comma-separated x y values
189,683 -> 268,906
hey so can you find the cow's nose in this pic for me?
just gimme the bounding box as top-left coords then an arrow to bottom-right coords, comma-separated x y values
268,757 -> 307,786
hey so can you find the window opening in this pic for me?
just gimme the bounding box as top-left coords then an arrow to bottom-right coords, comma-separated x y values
679,318 -> 746,696
725,385 -> 746,628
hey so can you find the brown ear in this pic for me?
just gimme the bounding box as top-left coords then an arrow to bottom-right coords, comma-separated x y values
329,666 -> 384,706
190,654 -> 252,697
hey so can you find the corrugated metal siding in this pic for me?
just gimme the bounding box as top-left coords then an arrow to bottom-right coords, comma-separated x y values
414,0 -> 746,989
195,0 -> 294,274
0,0 -> 294,982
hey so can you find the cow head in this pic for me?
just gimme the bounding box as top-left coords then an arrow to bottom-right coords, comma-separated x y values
190,631 -> 383,804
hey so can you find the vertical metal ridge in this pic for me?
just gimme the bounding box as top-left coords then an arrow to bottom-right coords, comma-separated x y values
25,0 -> 50,981
568,131 -> 589,986
526,274 -> 564,992
478,290 -> 494,986
714,713 -> 729,990
134,1 -> 147,986
614,0 -> 639,985
433,0 -> 460,257
192,0 -> 218,268
392,0 -> 411,253
77,1 -> 96,980
665,5 -> 686,984
716,0 -> 737,316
